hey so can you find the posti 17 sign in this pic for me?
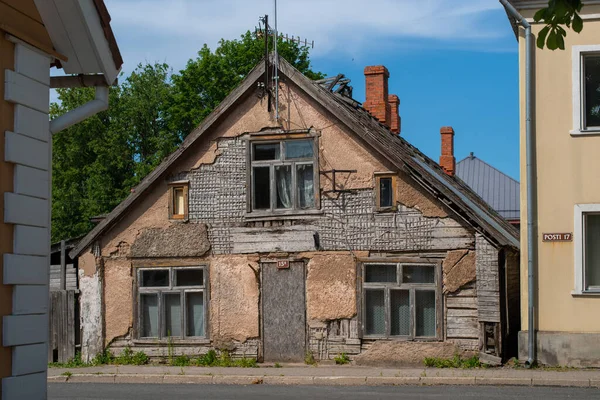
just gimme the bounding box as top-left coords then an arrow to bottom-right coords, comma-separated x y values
542,233 -> 572,242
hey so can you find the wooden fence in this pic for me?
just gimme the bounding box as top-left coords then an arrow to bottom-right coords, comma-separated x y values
48,290 -> 77,363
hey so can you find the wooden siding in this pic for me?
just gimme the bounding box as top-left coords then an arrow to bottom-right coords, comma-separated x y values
0,32 -> 15,382
445,283 -> 479,349
476,234 -> 501,323
49,264 -> 78,291
0,0 -> 53,55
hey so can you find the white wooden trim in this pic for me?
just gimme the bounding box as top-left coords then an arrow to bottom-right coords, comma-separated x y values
3,254 -> 48,285
573,204 -> 600,294
5,131 -> 49,171
4,193 -> 49,228
13,43 -> 51,85
12,343 -> 48,376
2,314 -> 48,346
14,105 -> 50,143
571,45 -> 600,135
13,225 -> 48,257
13,285 -> 49,315
1,372 -> 47,400
14,165 -> 49,199
4,70 -> 49,113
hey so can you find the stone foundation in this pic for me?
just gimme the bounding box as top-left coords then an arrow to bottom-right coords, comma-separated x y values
519,331 -> 600,367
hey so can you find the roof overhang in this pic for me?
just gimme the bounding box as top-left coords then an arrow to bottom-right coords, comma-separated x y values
34,0 -> 123,85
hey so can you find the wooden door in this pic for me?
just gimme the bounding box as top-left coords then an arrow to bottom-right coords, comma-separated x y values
262,261 -> 306,362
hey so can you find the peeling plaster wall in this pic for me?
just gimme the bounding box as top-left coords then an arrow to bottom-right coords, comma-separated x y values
79,268 -> 102,362
104,258 -> 132,346
306,253 -> 356,321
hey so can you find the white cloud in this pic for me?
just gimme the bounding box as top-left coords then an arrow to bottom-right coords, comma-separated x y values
105,0 -> 509,74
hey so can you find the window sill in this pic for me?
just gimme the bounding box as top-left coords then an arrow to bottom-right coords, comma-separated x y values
375,207 -> 397,213
570,129 -> 600,136
571,290 -> 600,297
245,209 -> 323,221
132,338 -> 210,345
362,336 -> 440,342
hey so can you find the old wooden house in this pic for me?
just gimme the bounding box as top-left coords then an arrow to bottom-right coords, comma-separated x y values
70,56 -> 520,365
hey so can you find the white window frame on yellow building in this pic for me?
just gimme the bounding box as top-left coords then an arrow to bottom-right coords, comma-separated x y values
573,204 -> 600,295
572,44 -> 600,135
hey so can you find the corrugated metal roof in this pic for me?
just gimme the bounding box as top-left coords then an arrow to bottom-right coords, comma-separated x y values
456,155 -> 520,221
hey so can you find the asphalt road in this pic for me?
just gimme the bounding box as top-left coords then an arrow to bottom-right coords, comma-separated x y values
48,383 -> 600,399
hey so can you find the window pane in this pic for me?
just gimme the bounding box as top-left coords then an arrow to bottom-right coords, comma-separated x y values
415,290 -> 436,337
173,187 -> 184,215
379,177 -> 393,208
187,292 -> 204,337
275,165 -> 292,209
365,289 -> 386,335
390,290 -> 410,336
164,293 -> 181,337
365,264 -> 396,283
403,265 -> 435,284
253,166 -> 271,210
140,269 -> 169,287
584,55 -> 600,128
296,164 -> 314,209
585,214 -> 600,288
140,294 -> 159,338
285,140 -> 313,159
176,269 -> 204,287
253,143 -> 280,160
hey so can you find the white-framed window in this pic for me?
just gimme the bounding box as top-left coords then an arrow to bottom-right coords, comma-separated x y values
572,45 -> 600,135
136,266 -> 208,339
248,138 -> 319,214
360,262 -> 441,339
574,204 -> 600,294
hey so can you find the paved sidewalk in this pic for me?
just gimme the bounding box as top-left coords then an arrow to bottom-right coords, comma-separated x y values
47,364 -> 600,388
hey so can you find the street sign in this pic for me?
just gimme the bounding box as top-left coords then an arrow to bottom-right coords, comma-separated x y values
542,233 -> 572,242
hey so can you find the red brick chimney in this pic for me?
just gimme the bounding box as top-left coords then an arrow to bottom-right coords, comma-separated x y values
388,94 -> 400,134
364,66 -> 391,127
440,126 -> 455,176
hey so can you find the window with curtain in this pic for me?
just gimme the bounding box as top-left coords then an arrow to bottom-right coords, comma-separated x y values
168,182 -> 188,220
362,262 -> 439,339
137,266 -> 207,339
250,139 -> 317,213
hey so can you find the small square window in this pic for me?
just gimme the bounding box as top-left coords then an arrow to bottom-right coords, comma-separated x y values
169,183 -> 188,220
375,173 -> 396,211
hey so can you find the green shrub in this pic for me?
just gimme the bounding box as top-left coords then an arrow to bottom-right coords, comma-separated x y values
172,355 -> 191,367
304,351 -> 317,366
132,351 -> 150,365
194,349 -> 256,367
92,349 -> 114,366
423,355 -> 481,369
334,353 -> 351,365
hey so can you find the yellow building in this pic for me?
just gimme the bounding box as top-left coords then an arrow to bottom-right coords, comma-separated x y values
504,0 -> 600,366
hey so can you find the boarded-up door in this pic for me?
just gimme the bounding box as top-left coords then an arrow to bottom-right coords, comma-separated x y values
262,261 -> 306,362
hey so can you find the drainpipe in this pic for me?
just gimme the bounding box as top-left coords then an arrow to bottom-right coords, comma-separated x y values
50,86 -> 109,134
499,0 -> 536,367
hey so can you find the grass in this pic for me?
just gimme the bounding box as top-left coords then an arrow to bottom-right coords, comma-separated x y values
274,363 -> 282,368
49,347 -> 149,368
423,355 -> 482,369
304,351 -> 317,366
61,371 -> 72,378
334,353 -> 351,365
193,350 -> 257,368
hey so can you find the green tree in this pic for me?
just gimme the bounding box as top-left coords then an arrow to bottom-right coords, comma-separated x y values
170,31 -> 324,138
535,0 -> 583,50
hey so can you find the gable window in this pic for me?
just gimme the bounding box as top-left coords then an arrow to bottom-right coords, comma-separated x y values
249,139 -> 318,213
169,182 -> 188,220
361,262 -> 440,339
574,204 -> 600,294
375,173 -> 396,211
572,46 -> 600,134
137,266 -> 208,339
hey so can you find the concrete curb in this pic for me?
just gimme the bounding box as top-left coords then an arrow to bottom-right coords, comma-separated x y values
47,374 -> 599,388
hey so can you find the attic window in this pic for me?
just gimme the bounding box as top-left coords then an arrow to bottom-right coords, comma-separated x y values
375,173 -> 396,211
169,182 -> 188,220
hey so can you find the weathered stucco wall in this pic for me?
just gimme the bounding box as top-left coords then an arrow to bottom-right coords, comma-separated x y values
104,258 -> 132,346
79,267 -> 102,362
210,256 -> 260,343
306,253 -> 357,322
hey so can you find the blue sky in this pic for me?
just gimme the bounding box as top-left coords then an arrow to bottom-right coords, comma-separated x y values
104,0 -> 520,180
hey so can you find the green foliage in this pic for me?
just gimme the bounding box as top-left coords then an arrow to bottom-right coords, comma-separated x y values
91,349 -> 114,366
51,32 -> 321,243
304,351 -> 317,365
334,353 -> 351,365
49,347 -> 149,368
534,0 -> 583,50
61,371 -> 72,378
49,352 -> 86,368
114,346 -> 150,366
171,355 -> 191,367
194,349 -> 257,368
274,362 -> 282,368
423,355 -> 482,369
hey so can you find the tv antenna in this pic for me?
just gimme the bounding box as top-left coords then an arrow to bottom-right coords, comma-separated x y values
256,0 -> 315,123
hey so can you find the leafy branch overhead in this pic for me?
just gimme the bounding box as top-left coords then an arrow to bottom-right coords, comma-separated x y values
535,0 -> 583,50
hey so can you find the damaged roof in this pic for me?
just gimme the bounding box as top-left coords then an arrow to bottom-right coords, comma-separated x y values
71,55 -> 519,258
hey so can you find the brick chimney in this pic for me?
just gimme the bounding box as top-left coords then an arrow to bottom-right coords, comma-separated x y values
388,94 -> 401,134
439,126 -> 455,176
364,66 -> 391,127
